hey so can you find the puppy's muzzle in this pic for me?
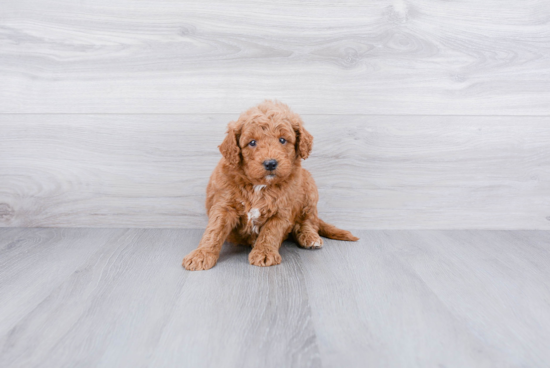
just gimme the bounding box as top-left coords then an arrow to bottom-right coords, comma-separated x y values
263,159 -> 278,171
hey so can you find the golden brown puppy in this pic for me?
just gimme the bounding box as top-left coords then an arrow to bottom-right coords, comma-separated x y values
183,100 -> 358,270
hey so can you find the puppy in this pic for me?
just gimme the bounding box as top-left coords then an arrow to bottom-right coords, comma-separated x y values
183,100 -> 358,270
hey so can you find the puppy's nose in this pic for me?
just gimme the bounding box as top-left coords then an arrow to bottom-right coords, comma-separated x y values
263,159 -> 278,171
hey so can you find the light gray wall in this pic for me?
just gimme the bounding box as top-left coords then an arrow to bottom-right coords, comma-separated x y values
1,0 -> 549,229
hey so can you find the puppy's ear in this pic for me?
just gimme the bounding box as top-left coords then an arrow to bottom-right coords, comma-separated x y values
219,121 -> 242,166
291,114 -> 313,160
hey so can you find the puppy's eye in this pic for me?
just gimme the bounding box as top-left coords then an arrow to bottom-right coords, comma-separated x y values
279,138 -> 286,144
249,140 -> 257,147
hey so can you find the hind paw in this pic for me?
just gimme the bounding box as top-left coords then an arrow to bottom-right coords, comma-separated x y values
297,232 -> 323,249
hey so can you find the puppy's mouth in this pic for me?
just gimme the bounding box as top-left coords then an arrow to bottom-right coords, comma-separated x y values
265,174 -> 276,181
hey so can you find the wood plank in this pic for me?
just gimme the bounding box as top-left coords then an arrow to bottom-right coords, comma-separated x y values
387,230 -> 550,367
298,230 -> 550,367
0,227 -> 126,334
1,114 -> 549,229
149,241 -> 320,368
1,0 -> 549,114
1,229 -> 550,367
0,229 -> 193,368
0,228 -> 320,368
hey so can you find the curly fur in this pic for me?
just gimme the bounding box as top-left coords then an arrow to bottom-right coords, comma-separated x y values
183,100 -> 359,270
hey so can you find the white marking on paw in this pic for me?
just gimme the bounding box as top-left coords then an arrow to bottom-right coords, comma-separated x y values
254,185 -> 266,193
311,240 -> 322,248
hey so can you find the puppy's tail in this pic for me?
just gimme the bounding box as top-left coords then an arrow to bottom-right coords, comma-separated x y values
318,219 -> 359,241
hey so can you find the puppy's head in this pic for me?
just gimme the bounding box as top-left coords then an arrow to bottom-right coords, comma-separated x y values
219,100 -> 313,185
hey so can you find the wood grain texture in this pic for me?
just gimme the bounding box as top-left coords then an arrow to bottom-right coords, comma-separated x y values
0,228 -> 193,368
0,228 -> 127,334
1,228 -> 550,367
0,228 -> 320,368
150,236 -> 320,368
298,230 -> 550,368
1,0 -> 549,114
388,230 -> 550,366
1,114 -> 549,229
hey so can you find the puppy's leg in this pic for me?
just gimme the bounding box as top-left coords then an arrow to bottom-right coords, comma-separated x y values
249,216 -> 288,267
183,205 -> 238,271
293,220 -> 323,249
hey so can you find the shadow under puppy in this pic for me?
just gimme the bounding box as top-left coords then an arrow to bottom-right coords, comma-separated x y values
183,100 -> 358,271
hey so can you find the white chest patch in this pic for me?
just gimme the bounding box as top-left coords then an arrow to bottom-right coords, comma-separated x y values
254,185 -> 266,193
247,208 -> 261,234
248,208 -> 260,221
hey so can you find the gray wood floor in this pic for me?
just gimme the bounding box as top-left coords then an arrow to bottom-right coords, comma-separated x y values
1,228 -> 549,367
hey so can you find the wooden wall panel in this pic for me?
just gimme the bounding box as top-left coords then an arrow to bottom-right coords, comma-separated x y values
1,0 -> 549,114
1,114 -> 548,229
2,0 -> 549,228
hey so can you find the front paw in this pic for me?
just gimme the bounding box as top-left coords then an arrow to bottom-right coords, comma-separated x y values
182,248 -> 218,271
249,247 -> 282,267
